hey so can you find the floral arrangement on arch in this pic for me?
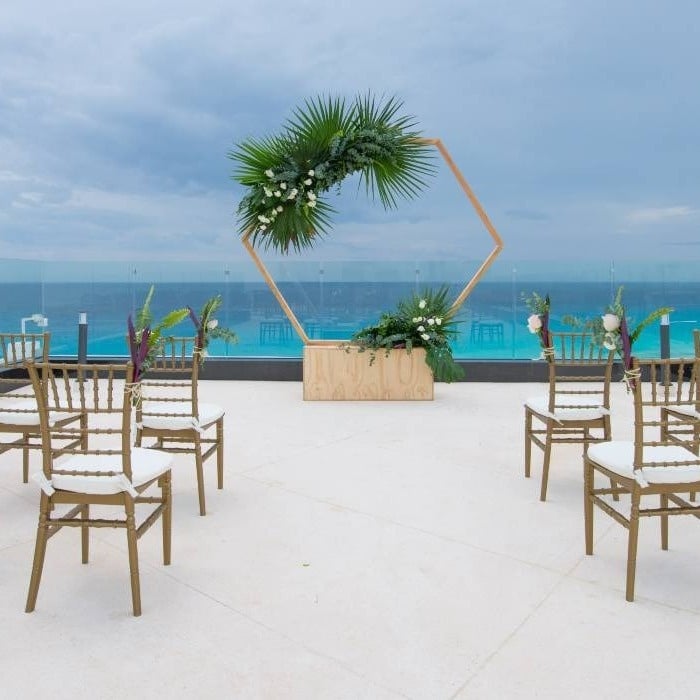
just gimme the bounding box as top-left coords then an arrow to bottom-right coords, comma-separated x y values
597,286 -> 672,391
348,286 -> 464,383
523,292 -> 553,360
229,94 -> 435,253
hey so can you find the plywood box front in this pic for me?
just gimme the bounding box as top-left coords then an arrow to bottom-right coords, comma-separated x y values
303,346 -> 434,401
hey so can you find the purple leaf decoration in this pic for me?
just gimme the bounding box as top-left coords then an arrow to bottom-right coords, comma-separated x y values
188,305 -> 205,351
620,312 -> 632,371
541,309 -> 550,349
187,306 -> 201,331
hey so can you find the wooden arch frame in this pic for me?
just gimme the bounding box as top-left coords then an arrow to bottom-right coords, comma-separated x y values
242,138 -> 504,345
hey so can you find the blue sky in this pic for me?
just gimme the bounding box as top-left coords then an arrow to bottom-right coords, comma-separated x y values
1,0 -> 698,267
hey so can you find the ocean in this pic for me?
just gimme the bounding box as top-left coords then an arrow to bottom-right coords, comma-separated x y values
1,281 -> 697,359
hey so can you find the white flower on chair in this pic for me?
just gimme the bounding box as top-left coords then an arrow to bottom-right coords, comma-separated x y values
602,313 -> 621,332
527,314 -> 542,333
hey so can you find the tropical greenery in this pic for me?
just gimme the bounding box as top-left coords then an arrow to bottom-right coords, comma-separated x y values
127,285 -> 189,381
187,295 -> 237,361
349,286 -> 464,382
596,286 -> 672,390
522,291 -> 553,360
229,94 -> 435,253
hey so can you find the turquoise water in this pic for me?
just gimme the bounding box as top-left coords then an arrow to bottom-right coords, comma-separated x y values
1,281 -> 697,360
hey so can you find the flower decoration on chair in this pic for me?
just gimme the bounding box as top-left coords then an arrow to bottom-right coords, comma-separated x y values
523,292 -> 553,361
597,286 -> 673,392
348,286 -> 464,383
127,285 -> 189,383
187,295 -> 238,363
229,94 -> 435,253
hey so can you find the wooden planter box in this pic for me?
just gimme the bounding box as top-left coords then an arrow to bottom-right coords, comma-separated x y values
303,345 -> 434,401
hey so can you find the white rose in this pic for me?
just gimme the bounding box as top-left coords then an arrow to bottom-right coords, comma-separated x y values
280,182 -> 287,190
418,300 -> 427,309
308,200 -> 317,208
307,191 -> 316,201
207,319 -> 218,330
417,325 -> 425,332
274,191 -> 281,197
602,313 -> 620,332
412,317 -> 420,323
308,169 -> 315,176
527,314 -> 542,333
264,169 -> 274,178
421,333 -> 430,341
435,318 -> 442,326
304,178 -> 312,185
427,318 -> 435,326
276,206 -> 283,213
259,224 -> 267,230
264,187 -> 272,197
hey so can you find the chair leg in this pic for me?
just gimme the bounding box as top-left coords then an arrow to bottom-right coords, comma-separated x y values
524,410 -> 533,478
81,505 -> 90,564
162,472 -> 172,566
584,459 -> 594,555
23,439 -> 29,483
125,498 -> 142,617
660,494 -> 669,551
539,421 -> 553,502
626,491 -> 641,602
26,494 -> 51,612
216,418 -> 224,490
194,434 -> 206,516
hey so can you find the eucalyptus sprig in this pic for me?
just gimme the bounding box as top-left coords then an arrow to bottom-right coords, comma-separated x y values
230,94 -> 435,253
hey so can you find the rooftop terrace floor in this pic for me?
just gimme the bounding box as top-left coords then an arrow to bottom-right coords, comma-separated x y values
1,380 -> 699,699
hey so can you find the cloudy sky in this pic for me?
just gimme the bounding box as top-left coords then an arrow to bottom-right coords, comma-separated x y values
1,0 -> 698,270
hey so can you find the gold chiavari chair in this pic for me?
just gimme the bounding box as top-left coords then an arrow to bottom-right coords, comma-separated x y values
524,331 -> 614,501
0,332 -> 81,482
135,337 -> 225,516
24,360 -> 173,616
584,356 -> 700,601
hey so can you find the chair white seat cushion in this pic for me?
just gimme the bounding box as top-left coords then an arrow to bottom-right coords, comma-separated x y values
588,441 -> 700,484
141,402 -> 224,431
525,396 -> 608,422
52,447 -> 173,494
664,404 -> 700,419
0,400 -> 74,428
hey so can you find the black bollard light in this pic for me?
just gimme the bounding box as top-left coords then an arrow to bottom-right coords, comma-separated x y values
78,312 -> 88,363
660,313 -> 670,360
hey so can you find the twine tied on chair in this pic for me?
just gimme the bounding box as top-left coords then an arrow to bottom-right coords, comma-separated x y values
623,367 -> 641,393
125,381 -> 143,408
542,346 -> 555,362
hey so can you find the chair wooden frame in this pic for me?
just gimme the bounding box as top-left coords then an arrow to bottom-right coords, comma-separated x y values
135,337 -> 225,516
24,361 -> 173,617
584,357 -> 700,601
0,332 -> 82,482
524,331 -> 614,501
660,330 -> 700,452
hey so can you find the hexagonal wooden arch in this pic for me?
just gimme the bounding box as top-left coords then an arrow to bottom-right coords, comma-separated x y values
241,137 -> 504,345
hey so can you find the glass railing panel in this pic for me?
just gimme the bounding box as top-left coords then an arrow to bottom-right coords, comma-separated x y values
0,258 -> 697,361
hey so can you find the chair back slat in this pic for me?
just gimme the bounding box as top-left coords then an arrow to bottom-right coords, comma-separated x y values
27,361 -> 135,481
136,337 -> 201,423
547,332 -> 614,413
632,357 -> 700,470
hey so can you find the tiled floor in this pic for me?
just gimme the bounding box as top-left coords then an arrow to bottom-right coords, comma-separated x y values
1,380 -> 699,699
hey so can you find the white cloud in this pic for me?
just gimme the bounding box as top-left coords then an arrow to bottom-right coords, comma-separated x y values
624,206 -> 695,224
